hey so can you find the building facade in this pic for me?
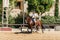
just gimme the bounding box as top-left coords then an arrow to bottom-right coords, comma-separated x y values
16,0 -> 23,10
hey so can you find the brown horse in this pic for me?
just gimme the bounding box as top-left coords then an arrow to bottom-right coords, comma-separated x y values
25,16 -> 43,33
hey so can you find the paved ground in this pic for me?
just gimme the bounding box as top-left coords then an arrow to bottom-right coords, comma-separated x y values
0,30 -> 60,40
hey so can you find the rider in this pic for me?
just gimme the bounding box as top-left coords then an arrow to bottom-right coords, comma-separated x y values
29,11 -> 39,23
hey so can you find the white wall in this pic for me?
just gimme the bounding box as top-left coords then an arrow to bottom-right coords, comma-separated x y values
24,1 -> 28,13
59,0 -> 60,16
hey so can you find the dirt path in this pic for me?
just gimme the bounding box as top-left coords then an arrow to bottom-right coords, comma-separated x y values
0,31 -> 60,40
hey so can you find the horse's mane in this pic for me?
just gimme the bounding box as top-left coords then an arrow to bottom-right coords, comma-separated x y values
25,15 -> 32,19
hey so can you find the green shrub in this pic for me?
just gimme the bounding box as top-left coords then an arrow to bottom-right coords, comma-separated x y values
42,16 -> 55,24
8,15 -> 15,24
42,16 -> 60,24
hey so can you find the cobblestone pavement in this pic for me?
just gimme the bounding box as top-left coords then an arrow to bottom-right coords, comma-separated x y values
0,31 -> 60,40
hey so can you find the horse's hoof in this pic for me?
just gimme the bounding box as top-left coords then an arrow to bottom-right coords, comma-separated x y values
37,31 -> 40,33
28,31 -> 32,33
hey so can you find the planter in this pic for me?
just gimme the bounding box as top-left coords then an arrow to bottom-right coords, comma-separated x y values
0,27 -> 12,31
55,26 -> 60,31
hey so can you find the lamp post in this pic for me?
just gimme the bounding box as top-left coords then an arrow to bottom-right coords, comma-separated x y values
20,0 -> 25,32
23,0 -> 25,26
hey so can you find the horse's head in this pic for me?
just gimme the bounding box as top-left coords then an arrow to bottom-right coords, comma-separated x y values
25,16 -> 32,23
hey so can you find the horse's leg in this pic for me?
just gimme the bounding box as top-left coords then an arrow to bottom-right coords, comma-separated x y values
30,25 -> 33,33
41,25 -> 44,33
35,24 -> 40,32
36,25 -> 39,31
36,25 -> 44,33
28,24 -> 32,33
26,24 -> 30,32
38,21 -> 44,33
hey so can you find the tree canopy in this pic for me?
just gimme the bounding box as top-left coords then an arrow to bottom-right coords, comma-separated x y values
28,0 -> 54,14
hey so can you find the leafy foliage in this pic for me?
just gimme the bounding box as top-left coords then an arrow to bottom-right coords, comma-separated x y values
0,0 -> 2,4
42,16 -> 60,24
42,16 -> 55,24
15,15 -> 23,24
0,0 -> 2,13
8,15 -> 15,24
28,0 -> 54,14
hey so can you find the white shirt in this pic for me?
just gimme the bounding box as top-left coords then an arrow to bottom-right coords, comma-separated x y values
29,12 -> 39,18
29,12 -> 39,22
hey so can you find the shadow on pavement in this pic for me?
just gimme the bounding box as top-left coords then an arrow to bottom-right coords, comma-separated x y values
14,31 -> 32,34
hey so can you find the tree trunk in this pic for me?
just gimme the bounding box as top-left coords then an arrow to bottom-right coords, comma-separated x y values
39,12 -> 41,20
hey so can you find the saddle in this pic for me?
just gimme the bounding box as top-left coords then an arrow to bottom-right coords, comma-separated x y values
31,18 -> 35,25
